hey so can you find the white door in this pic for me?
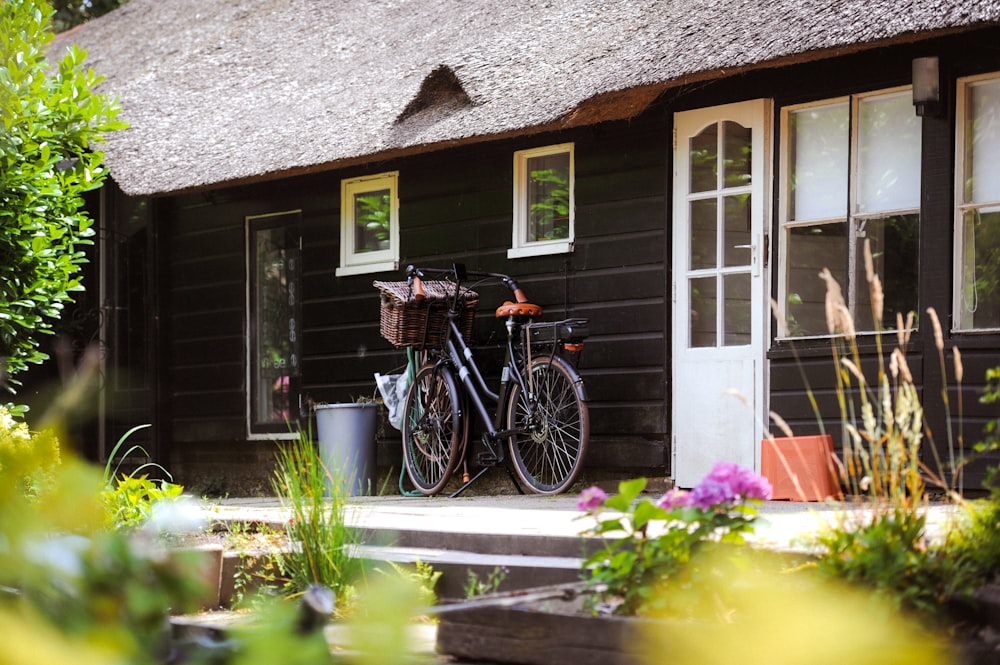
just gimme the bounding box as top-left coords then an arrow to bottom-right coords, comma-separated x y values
671,100 -> 770,488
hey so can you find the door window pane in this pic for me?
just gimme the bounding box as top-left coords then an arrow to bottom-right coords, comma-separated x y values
723,194 -> 752,267
857,93 -> 921,214
690,277 -> 717,348
690,125 -> 718,193
722,121 -> 752,188
723,273 -> 752,346
690,198 -> 717,270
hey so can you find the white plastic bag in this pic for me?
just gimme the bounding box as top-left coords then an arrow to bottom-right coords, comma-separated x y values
374,371 -> 410,431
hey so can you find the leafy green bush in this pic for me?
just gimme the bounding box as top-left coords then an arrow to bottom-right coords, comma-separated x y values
0,0 -> 124,392
100,424 -> 185,531
578,465 -> 771,617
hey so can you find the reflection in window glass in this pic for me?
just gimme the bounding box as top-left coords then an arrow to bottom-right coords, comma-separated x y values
789,103 -> 848,221
690,198 -> 717,270
959,208 -> 1000,329
526,152 -> 571,242
782,90 -> 919,336
690,277 -> 717,348
722,121 -> 752,188
723,273 -> 751,346
690,125 -> 718,193
857,93 -> 921,214
786,223 -> 848,337
957,76 -> 1000,330
353,188 -> 390,253
249,214 -> 301,432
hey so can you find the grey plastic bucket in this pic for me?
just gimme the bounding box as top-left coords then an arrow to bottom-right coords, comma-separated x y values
314,402 -> 378,496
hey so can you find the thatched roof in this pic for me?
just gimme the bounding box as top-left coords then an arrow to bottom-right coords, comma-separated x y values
50,0 -> 1000,196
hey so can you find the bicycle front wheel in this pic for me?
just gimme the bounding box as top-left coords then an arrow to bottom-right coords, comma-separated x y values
402,363 -> 462,495
506,354 -> 589,494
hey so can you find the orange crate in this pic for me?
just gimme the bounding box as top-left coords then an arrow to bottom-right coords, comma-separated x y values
761,434 -> 842,501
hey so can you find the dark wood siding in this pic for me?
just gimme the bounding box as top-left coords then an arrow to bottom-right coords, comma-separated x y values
155,109 -> 671,487
132,27 -> 1000,492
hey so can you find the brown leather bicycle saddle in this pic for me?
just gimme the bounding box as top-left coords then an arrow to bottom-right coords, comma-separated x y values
495,301 -> 543,318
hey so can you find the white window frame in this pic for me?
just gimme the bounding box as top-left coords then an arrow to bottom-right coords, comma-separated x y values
336,171 -> 399,276
954,71 -> 1000,333
246,210 -> 301,441
509,143 -> 575,258
777,86 -> 920,339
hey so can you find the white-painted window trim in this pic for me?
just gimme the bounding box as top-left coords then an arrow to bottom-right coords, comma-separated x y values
777,87 -> 919,339
509,143 -> 575,259
246,210 -> 301,440
337,172 -> 399,276
953,71 -> 1000,333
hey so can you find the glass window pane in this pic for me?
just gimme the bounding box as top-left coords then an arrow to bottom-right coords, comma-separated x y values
353,188 -> 391,253
965,79 -> 1000,204
253,222 -> 300,427
722,121 -> 752,188
857,92 -> 921,214
723,273 -> 751,346
789,103 -> 848,221
959,207 -> 1000,329
690,276 -> 717,347
723,194 -> 751,267
690,124 -> 718,193
854,214 -> 919,332
785,223 -> 848,337
690,198 -> 717,270
526,152 -> 571,242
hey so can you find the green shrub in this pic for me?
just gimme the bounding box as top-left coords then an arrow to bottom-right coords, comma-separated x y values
271,426 -> 363,608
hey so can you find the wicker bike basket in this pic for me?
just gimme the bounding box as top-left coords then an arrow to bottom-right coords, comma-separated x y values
373,280 -> 479,348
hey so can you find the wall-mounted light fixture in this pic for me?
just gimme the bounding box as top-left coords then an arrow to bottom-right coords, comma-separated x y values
912,56 -> 940,117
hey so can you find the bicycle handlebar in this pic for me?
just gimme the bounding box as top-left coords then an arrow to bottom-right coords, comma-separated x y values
405,264 -> 529,303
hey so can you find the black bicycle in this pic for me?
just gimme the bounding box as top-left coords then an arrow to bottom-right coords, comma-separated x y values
375,264 -> 589,496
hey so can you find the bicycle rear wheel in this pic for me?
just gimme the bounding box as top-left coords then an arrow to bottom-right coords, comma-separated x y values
506,354 -> 589,494
402,363 -> 462,495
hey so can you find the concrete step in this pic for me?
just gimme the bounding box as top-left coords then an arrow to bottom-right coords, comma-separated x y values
354,543 -> 584,600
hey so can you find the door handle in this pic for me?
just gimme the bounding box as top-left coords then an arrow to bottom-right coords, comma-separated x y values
732,244 -> 759,276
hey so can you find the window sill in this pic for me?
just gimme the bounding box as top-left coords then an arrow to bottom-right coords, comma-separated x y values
768,329 -> 922,359
507,240 -> 573,259
336,259 -> 398,277
247,431 -> 300,441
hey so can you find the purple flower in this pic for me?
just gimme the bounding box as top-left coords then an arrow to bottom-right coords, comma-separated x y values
693,462 -> 773,507
577,486 -> 608,511
688,477 -> 734,510
656,488 -> 690,510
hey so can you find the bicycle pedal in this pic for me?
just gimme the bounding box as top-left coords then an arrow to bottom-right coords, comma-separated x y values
475,451 -> 499,466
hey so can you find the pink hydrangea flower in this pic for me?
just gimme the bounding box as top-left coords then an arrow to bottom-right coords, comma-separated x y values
577,486 -> 608,511
691,462 -> 773,509
656,488 -> 690,510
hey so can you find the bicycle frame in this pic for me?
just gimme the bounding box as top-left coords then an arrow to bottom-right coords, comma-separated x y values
408,264 -> 588,495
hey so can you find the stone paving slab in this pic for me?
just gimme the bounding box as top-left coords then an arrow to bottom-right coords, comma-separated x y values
197,493 -> 960,554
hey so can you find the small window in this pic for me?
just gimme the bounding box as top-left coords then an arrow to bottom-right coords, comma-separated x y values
778,89 -> 921,338
337,172 -> 399,276
247,211 -> 301,438
509,144 -> 574,258
955,73 -> 1000,331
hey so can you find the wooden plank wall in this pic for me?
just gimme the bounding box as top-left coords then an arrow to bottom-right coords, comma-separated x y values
158,110 -> 671,486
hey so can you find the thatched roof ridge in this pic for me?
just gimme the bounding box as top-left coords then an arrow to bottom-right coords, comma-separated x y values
50,0 -> 1000,196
